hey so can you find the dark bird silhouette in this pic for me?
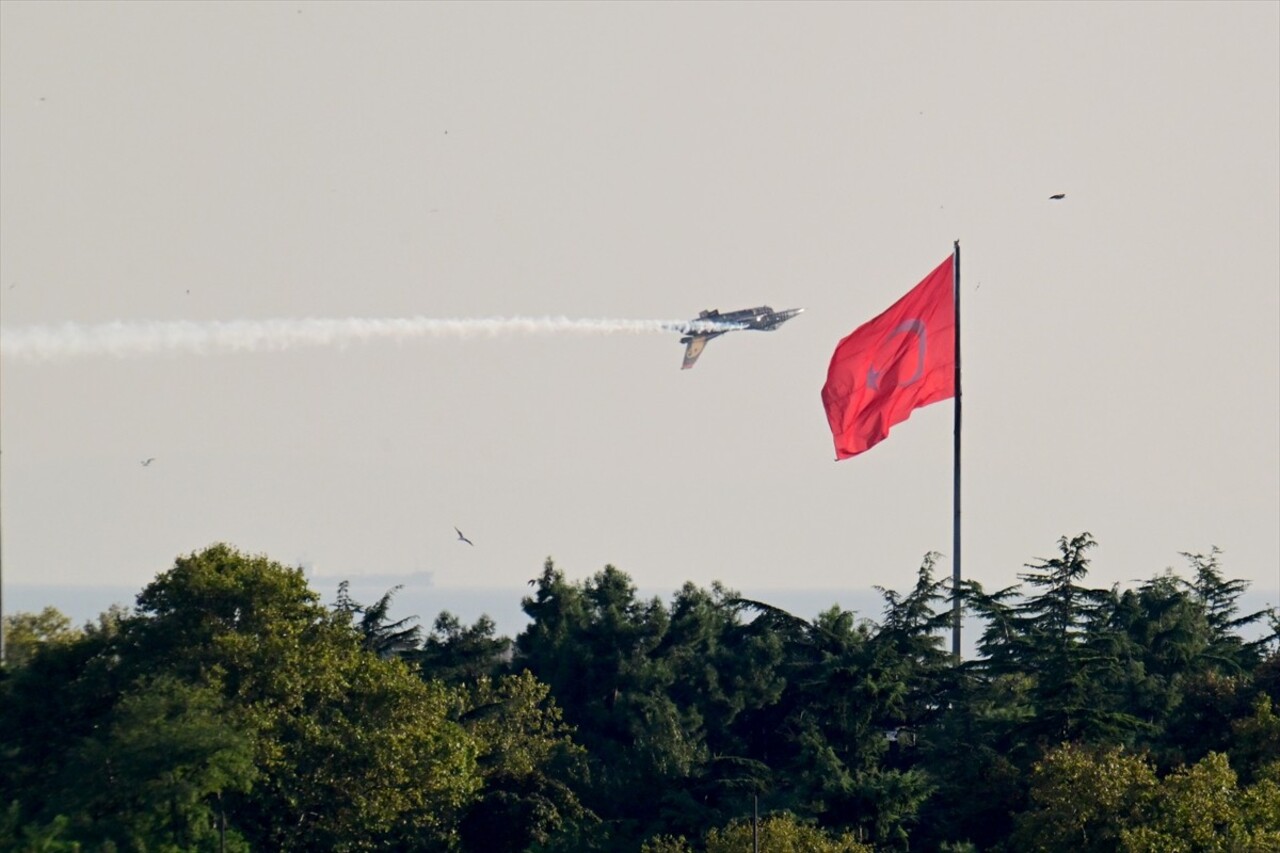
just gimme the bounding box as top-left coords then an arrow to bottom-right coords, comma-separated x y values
528,578 -> 537,586
1049,193 -> 1066,200
454,527 -> 474,546
141,458 -> 155,466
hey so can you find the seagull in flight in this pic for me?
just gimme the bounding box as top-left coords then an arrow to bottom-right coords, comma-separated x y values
454,527 -> 474,546
1049,193 -> 1066,200
141,457 -> 155,466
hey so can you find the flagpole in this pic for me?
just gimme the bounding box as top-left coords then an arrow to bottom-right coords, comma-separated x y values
951,240 -> 962,660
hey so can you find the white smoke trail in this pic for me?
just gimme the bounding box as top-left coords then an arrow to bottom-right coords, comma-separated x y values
0,316 -> 748,362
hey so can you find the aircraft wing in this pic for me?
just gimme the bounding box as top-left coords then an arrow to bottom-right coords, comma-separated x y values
681,336 -> 710,369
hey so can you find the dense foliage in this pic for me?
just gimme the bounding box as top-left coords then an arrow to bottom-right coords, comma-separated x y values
2,536 -> 1277,851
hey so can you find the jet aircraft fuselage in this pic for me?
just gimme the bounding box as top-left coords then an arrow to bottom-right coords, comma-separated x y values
679,305 -> 803,369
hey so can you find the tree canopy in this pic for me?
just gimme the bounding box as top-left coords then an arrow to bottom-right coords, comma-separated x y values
2,534 -> 1275,851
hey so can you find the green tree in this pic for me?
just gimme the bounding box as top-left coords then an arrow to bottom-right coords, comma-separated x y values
640,812 -> 875,853
1,607 -> 81,669
516,560 -> 700,847
1106,573 -> 1209,742
1184,548 -> 1276,671
703,814 -> 875,853
124,545 -> 482,850
920,541 -> 1270,849
0,621 -> 122,835
1015,534 -> 1143,744
0,801 -> 79,853
653,582 -> 785,834
454,671 -> 592,852
1120,753 -> 1280,852
59,674 -> 257,851
416,611 -> 512,684
872,553 -> 955,709
1161,670 -> 1251,768
1228,694 -> 1280,784
662,581 -> 786,756
914,666 -> 1033,850
332,581 -> 422,659
967,534 -> 1142,749
1008,743 -> 1158,853
731,590 -> 933,850
1,545 -> 487,852
1009,745 -> 1280,853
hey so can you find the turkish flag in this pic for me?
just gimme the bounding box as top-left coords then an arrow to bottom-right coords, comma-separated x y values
822,255 -> 956,459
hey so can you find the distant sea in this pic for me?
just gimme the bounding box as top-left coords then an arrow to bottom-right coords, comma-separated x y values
8,581 -> 1276,662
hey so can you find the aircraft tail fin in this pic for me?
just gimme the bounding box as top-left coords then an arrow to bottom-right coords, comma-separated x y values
681,336 -> 710,369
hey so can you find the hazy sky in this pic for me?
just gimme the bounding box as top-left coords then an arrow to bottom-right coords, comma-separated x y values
2,2 -> 1277,611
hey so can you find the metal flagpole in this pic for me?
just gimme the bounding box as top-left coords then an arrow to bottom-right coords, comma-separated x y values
752,794 -> 759,853
1,389 -> 5,665
1,408 -> 5,665
951,240 -> 962,660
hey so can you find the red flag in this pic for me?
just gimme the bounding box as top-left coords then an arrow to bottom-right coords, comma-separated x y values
822,255 -> 956,459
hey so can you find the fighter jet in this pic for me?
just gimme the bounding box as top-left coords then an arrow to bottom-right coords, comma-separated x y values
678,306 -> 804,369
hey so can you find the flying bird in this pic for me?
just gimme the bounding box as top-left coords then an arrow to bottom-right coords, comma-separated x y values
454,527 -> 474,546
1049,193 -> 1066,200
140,457 -> 155,466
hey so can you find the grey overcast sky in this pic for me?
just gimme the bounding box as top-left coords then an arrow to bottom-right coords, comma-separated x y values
2,1 -> 1277,607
